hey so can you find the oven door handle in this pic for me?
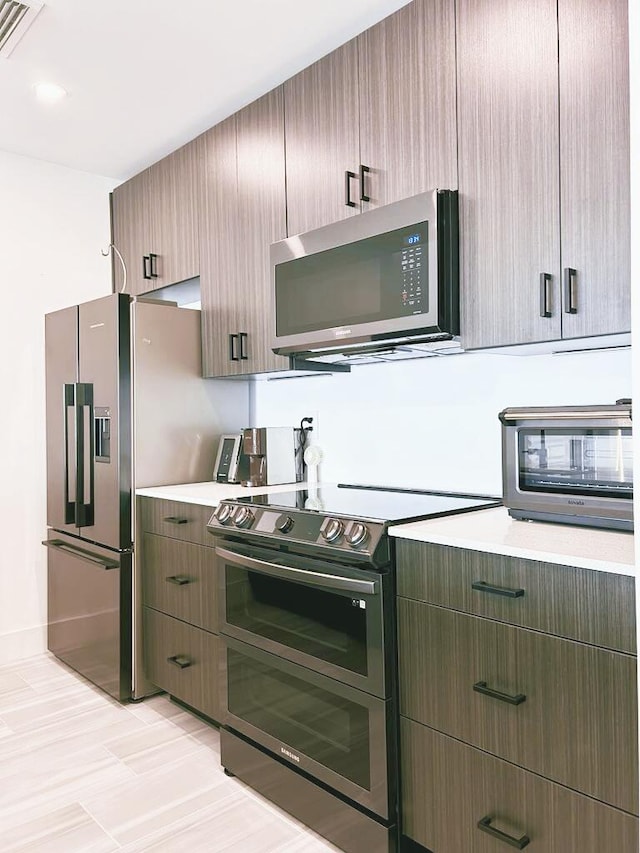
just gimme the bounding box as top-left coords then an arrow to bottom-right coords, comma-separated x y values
215,546 -> 378,596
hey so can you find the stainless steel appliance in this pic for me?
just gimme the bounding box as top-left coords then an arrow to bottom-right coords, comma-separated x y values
271,190 -> 459,364
212,433 -> 248,484
207,484 -> 500,853
241,426 -> 297,487
500,400 -> 633,531
44,293 -> 247,701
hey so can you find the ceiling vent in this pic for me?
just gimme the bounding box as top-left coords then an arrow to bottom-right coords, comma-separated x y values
0,0 -> 43,58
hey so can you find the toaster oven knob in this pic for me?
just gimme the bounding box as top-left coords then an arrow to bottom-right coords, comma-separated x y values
234,506 -> 255,529
322,518 -> 344,543
346,522 -> 369,548
215,503 -> 235,525
275,514 -> 294,534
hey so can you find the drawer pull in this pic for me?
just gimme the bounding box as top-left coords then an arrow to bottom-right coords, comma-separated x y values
473,681 -> 527,706
163,516 -> 188,525
472,580 -> 525,599
167,654 -> 192,669
477,815 -> 530,849
165,575 -> 191,586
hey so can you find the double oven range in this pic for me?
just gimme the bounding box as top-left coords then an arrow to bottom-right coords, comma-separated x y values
207,484 -> 500,853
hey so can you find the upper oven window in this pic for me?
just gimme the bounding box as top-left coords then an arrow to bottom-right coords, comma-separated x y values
517,427 -> 633,499
225,564 -> 369,675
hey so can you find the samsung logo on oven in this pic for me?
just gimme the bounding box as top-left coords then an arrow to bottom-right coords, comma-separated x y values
568,499 -> 585,506
333,328 -> 352,338
281,747 -> 300,763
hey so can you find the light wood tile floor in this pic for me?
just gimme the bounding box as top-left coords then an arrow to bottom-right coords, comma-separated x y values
0,654 -> 342,852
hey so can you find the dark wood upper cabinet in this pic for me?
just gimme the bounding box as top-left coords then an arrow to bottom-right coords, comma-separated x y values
200,90 -> 289,378
558,0 -> 630,338
284,42 -> 360,237
284,0 -> 457,235
358,0 -> 457,209
111,168 -> 151,295
111,139 -> 202,296
457,0 -> 562,348
458,0 -> 630,349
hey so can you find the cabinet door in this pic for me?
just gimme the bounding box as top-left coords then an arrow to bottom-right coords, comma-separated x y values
236,88 -> 289,375
200,115 -> 243,378
398,599 -> 638,813
457,0 -> 561,348
111,168 -> 151,295
284,41 -> 360,236
558,0 -> 630,338
401,718 -> 639,853
358,0 -> 457,209
147,138 -> 203,290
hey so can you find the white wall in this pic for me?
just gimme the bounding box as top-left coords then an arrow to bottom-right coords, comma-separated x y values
0,150 -> 116,664
252,348 -> 632,496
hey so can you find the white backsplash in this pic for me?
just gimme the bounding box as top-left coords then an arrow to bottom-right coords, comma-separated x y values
251,347 -> 632,497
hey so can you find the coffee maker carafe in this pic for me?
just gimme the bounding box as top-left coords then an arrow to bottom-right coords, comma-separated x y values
242,427 -> 297,487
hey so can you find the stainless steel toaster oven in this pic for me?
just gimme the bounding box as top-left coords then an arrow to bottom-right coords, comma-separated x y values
500,400 -> 633,531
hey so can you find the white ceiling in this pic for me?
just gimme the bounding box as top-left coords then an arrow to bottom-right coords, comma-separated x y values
0,0 -> 412,182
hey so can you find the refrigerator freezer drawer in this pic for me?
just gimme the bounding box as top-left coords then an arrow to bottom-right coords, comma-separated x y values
44,531 -> 132,701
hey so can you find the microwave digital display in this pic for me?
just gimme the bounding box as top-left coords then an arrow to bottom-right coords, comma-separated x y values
275,222 -> 428,338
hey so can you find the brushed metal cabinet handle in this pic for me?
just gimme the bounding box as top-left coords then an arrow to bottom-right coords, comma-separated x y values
473,680 -> 527,706
477,815 -> 530,849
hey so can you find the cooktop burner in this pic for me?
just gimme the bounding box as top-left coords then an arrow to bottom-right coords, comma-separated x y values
208,484 -> 501,566
235,483 -> 500,524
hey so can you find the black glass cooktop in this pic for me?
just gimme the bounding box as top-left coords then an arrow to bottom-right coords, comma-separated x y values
235,483 -> 501,525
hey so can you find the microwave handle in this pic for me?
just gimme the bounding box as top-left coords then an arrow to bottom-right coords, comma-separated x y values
215,546 -> 377,596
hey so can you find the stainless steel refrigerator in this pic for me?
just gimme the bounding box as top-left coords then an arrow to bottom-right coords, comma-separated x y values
43,293 -> 247,701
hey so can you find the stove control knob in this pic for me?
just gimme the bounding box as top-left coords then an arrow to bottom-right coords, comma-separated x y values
275,514 -> 294,534
322,518 -> 344,543
234,506 -> 255,529
346,522 -> 369,548
215,503 -> 235,525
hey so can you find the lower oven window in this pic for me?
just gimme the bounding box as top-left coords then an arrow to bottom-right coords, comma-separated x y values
227,647 -> 371,790
225,566 -> 368,675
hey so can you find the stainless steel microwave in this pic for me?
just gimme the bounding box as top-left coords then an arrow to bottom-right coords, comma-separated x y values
271,190 -> 459,359
500,401 -> 633,531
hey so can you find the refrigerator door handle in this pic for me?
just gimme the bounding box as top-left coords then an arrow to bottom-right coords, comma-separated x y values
63,384 -> 77,524
42,538 -> 120,569
75,383 -> 95,528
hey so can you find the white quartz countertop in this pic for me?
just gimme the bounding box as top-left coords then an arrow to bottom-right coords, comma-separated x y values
136,481 -> 309,507
390,506 -> 636,577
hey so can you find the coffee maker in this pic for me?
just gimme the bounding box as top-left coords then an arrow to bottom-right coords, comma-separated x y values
242,427 -> 297,487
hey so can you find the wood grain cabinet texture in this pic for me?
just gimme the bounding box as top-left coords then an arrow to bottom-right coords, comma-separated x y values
396,539 -> 636,653
110,137 -> 202,296
284,0 -> 456,236
396,540 -> 638,848
199,88 -> 289,378
139,497 -> 221,721
401,718 -> 639,853
457,0 -> 630,348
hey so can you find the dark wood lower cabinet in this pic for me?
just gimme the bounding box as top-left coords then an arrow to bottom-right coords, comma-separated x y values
401,717 -> 639,853
142,533 -> 218,632
143,607 -> 220,721
398,598 -> 638,814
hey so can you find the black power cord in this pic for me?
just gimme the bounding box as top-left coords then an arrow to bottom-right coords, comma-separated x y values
295,417 -> 314,482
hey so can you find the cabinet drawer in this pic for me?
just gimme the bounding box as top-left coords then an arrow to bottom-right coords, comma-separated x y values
398,599 -> 638,813
143,608 -> 220,721
142,534 -> 218,632
401,717 -> 638,853
138,497 -> 215,546
396,540 -> 636,653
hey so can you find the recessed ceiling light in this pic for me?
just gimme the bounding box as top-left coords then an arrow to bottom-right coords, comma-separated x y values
33,81 -> 68,104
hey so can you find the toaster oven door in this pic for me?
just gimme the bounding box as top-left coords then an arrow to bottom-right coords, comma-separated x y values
516,426 -> 632,500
